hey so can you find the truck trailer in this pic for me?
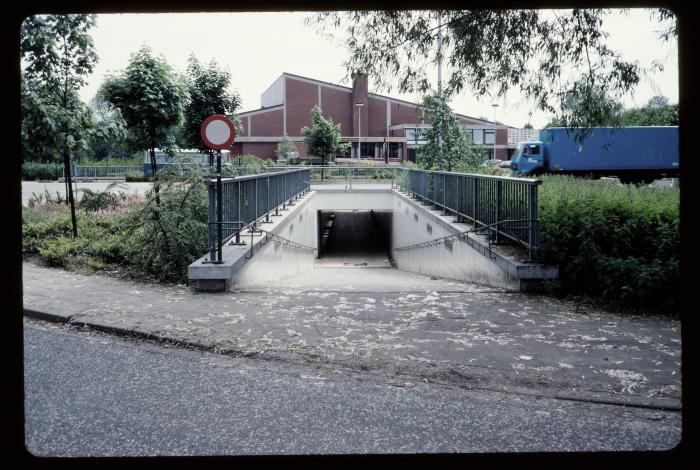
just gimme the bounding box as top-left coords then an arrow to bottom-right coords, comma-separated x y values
510,127 -> 679,184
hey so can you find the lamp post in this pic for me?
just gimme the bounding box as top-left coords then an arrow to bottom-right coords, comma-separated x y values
356,102 -> 364,159
492,103 -> 499,123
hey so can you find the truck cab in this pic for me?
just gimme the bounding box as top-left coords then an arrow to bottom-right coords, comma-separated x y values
510,141 -> 545,175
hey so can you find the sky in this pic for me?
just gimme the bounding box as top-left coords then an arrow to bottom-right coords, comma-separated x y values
74,10 -> 678,129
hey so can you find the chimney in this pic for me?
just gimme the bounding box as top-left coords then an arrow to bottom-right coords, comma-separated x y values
352,70 -> 369,139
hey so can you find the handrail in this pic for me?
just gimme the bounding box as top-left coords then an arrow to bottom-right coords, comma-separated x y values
393,218 -> 538,260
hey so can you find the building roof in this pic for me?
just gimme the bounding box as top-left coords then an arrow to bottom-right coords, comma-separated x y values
238,72 -> 509,128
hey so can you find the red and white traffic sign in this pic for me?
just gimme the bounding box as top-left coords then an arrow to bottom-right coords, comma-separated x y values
200,115 -> 236,150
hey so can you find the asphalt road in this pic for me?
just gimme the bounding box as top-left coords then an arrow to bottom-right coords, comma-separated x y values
23,319 -> 682,457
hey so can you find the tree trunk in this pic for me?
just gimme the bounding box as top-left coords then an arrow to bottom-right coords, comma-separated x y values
62,150 -> 78,238
321,155 -> 325,182
149,147 -> 161,206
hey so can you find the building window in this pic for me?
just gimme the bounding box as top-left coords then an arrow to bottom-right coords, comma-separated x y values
360,142 -> 375,158
484,129 -> 495,145
473,129 -> 484,144
406,128 -> 417,143
483,148 -> 495,160
388,143 -> 403,159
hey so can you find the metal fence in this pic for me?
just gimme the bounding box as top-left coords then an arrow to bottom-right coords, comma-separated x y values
63,165 -> 142,179
394,168 -> 542,260
206,169 -> 311,263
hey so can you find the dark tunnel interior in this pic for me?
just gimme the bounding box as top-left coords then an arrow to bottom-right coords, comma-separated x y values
317,210 -> 393,267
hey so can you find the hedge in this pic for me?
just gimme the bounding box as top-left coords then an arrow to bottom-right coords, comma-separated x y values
22,162 -> 63,181
536,175 -> 680,311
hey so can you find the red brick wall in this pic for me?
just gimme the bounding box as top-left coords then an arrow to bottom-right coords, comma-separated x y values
249,110 -> 283,137
496,148 -> 508,160
496,128 -> 507,145
390,101 -> 422,126
459,117 -> 487,125
320,86 -> 353,136
368,97 -> 387,136
285,77 -> 319,136
241,142 -> 278,160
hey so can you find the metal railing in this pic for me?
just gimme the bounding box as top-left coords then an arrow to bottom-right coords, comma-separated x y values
394,168 -> 541,260
205,169 -> 311,263
63,165 -> 142,179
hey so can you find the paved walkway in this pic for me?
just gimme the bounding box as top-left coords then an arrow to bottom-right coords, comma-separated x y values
22,261 -> 681,410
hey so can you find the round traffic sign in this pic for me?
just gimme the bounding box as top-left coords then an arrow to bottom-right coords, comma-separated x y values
200,115 -> 236,150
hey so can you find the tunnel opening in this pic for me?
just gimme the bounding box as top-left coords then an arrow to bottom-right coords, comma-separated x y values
317,210 -> 393,267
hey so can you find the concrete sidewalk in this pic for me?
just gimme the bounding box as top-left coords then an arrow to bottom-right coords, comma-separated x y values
22,261 -> 682,410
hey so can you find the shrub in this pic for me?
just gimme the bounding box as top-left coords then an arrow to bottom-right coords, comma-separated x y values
126,172 -> 149,182
22,162 -> 62,181
79,185 -> 127,212
536,175 -> 680,311
120,159 -> 209,282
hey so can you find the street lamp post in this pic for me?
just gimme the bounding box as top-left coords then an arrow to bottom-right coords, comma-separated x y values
356,102 -> 364,159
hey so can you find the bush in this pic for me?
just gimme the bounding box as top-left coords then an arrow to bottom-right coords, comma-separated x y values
126,172 -> 149,182
79,185 -> 127,212
22,162 -> 62,181
536,175 -> 680,312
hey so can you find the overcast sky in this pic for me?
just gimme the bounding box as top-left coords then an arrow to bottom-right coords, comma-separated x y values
75,10 -> 678,129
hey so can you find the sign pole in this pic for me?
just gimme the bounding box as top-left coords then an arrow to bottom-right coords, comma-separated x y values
217,148 -> 223,263
200,114 -> 236,265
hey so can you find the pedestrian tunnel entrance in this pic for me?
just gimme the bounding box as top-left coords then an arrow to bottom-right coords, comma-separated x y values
316,210 -> 393,268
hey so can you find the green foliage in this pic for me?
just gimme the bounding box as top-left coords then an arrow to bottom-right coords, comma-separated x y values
99,46 -> 188,177
21,14 -> 100,237
79,184 -> 127,212
76,96 -> 131,162
126,172 -> 149,182
310,9 -> 676,135
182,54 -> 242,153
417,93 -> 484,171
617,96 -> 678,126
22,162 -> 62,181
221,154 -> 273,177
275,133 -> 299,163
301,105 -> 348,167
23,160 -> 208,282
124,159 -> 208,281
536,175 -> 680,311
546,94 -> 678,130
20,15 -> 99,163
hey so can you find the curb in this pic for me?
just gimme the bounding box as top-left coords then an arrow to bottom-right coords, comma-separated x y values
23,307 -> 682,412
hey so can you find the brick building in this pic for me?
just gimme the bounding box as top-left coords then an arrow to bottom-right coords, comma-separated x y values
233,72 -> 510,163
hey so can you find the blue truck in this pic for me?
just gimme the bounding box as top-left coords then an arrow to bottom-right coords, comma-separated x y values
510,127 -> 679,184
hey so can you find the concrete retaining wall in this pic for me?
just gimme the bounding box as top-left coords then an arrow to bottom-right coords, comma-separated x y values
233,194 -> 318,288
391,191 -> 521,291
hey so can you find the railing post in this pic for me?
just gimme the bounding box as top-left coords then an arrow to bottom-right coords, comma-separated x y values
265,176 -> 271,223
443,173 -> 447,215
529,182 -> 539,261
208,182 -> 216,261
456,175 -> 461,223
495,179 -> 502,244
235,181 -> 241,244
472,176 -> 478,226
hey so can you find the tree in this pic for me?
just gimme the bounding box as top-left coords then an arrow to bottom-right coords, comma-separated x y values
275,133 -> 299,163
182,54 -> 241,165
20,14 -> 99,238
618,95 -> 678,126
99,46 -> 187,190
417,93 -> 483,171
544,85 -> 623,131
309,9 -> 676,138
301,106 -> 348,180
78,96 -> 130,162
